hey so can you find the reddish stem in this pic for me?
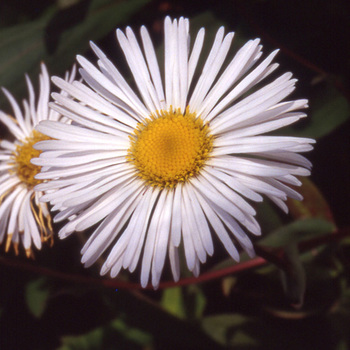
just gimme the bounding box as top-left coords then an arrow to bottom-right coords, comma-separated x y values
0,226 -> 349,290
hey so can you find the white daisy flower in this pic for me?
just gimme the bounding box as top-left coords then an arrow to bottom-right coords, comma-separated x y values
0,63 -> 75,257
33,17 -> 315,287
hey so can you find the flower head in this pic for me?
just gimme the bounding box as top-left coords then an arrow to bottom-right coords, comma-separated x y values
0,63 -> 75,257
33,17 -> 315,287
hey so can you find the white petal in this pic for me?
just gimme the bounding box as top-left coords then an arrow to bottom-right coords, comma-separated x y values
140,189 -> 165,288
193,188 -> 240,261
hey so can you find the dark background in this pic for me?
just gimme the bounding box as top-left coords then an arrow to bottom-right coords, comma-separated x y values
0,1 -> 349,349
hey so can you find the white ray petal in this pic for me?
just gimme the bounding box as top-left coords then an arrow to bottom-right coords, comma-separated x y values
37,63 -> 50,123
7,187 -> 27,235
51,93 -> 133,135
205,49 -> 279,121
122,188 -> 156,270
178,17 -> 189,112
128,189 -> 160,273
182,185 -> 207,262
1,88 -> 29,137
153,191 -> 173,274
82,190 -> 143,268
170,185 -> 182,247
140,26 -> 166,109
193,188 -> 240,261
211,73 -> 296,133
203,166 -> 263,202
75,180 -> 143,232
88,41 -> 148,119
140,189 -> 165,287
199,39 -> 262,119
190,30 -> 234,111
188,28 -> 205,89
25,74 -> 37,126
186,184 -> 214,256
181,189 -> 197,271
35,158 -> 126,180
0,111 -> 25,140
117,28 -> 160,112
168,242 -> 180,282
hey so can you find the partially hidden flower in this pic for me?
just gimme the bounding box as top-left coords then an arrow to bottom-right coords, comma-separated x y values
0,63 -> 75,257
33,17 -> 315,287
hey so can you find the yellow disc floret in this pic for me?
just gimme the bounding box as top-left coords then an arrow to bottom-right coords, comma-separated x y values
11,130 -> 50,188
127,107 -> 213,188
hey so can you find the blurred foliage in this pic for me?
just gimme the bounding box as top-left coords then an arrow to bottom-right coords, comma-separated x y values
0,0 -> 349,349
25,277 -> 50,318
58,317 -> 153,350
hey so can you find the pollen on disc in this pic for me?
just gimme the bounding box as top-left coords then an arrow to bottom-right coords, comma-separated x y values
127,108 -> 213,188
10,130 -> 50,188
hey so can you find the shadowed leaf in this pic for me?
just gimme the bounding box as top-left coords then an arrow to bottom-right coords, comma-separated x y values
25,277 -> 49,318
259,218 -> 335,248
201,314 -> 257,347
287,178 -> 335,223
58,317 -> 153,350
0,0 -> 149,104
279,244 -> 306,308
282,84 -> 349,139
161,287 -> 186,319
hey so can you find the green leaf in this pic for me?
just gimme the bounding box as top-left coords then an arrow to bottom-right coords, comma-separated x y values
222,276 -> 237,297
201,314 -> 257,347
46,0 -> 150,70
59,328 -> 104,350
161,285 -> 206,320
279,244 -> 306,307
282,84 -> 349,139
329,287 -> 350,327
186,284 -> 206,319
0,0 -> 149,104
287,178 -> 335,223
58,317 -> 153,350
0,8 -> 54,102
25,277 -> 49,318
108,290 -> 221,350
111,318 -> 152,346
258,218 -> 335,248
255,200 -> 284,234
161,287 -> 186,319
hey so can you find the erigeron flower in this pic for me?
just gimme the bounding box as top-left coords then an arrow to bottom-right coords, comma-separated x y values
0,63 -> 75,257
33,17 -> 315,287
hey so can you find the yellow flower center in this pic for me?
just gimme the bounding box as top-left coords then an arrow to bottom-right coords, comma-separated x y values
11,130 -> 50,188
127,107 -> 213,188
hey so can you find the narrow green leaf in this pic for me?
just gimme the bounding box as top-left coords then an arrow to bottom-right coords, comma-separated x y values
111,318 -> 153,346
186,284 -> 206,319
279,244 -> 306,307
110,290 -> 222,350
201,314 -> 257,347
161,287 -> 186,319
58,317 -> 153,350
259,218 -> 335,248
25,277 -> 49,318
59,328 -> 103,350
